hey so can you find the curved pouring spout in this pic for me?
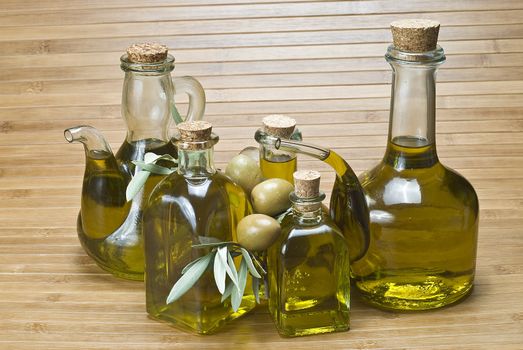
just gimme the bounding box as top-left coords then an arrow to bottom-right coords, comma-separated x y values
65,125 -> 143,278
255,129 -> 370,262
64,125 -> 114,156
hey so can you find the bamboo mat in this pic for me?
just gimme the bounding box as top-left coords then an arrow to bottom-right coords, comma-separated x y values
0,1 -> 522,349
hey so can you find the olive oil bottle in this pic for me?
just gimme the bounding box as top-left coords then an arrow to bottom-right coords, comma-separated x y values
268,170 -> 350,337
144,121 -> 255,334
352,20 -> 479,310
64,42 -> 205,280
255,129 -> 370,264
77,140 -> 174,279
259,115 -> 298,184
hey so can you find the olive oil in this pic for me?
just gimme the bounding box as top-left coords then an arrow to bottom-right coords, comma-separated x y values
78,139 -> 176,280
268,171 -> 350,337
353,20 -> 479,310
144,122 -> 255,334
259,115 -> 298,184
354,137 -> 478,310
260,156 -> 297,184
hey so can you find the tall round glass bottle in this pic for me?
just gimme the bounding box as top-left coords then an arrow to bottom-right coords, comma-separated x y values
144,121 -> 254,334
353,20 -> 479,310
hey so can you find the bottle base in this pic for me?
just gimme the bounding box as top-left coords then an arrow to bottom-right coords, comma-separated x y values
146,297 -> 256,335
354,274 -> 474,311
273,309 -> 350,337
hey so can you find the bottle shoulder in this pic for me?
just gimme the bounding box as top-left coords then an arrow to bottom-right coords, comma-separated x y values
360,161 -> 479,211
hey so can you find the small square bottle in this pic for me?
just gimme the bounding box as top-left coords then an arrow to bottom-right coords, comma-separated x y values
268,170 -> 351,337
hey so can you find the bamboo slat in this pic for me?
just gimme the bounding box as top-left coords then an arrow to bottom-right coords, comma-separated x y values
0,1 -> 522,349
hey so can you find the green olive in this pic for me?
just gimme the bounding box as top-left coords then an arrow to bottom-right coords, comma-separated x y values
251,178 -> 294,216
237,214 -> 281,251
239,146 -> 260,163
225,154 -> 264,193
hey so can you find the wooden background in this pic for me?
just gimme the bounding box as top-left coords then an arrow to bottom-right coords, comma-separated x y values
1,0 -> 522,349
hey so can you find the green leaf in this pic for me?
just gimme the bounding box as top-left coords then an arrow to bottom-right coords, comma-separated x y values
132,160 -> 175,175
198,236 -> 221,245
227,250 -> 240,288
181,254 -> 206,275
250,254 -> 267,275
214,247 -> 227,294
240,248 -> 262,279
126,170 -> 151,201
220,247 -> 238,287
192,241 -> 234,249
166,252 -> 214,304
252,277 -> 260,304
172,105 -> 184,124
231,258 -> 248,312
221,280 -> 235,303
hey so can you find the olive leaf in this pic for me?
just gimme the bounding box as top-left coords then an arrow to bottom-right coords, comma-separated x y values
192,241 -> 235,249
126,170 -> 151,201
166,240 -> 266,310
252,276 -> 260,304
172,105 -> 184,124
198,236 -> 221,244
214,247 -> 227,294
240,248 -> 262,279
231,258 -> 248,312
221,280 -> 235,303
166,252 -> 214,304
132,161 -> 174,175
126,152 -> 178,201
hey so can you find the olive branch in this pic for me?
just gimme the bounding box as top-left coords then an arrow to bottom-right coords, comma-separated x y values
126,152 -> 178,201
166,236 -> 266,312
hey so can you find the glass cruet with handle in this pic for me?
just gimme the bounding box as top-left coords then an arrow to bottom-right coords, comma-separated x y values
63,43 -> 206,281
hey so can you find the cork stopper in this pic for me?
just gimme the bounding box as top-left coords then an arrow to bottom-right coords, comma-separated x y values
293,170 -> 321,199
177,121 -> 212,142
126,43 -> 168,63
262,115 -> 296,139
391,19 -> 440,52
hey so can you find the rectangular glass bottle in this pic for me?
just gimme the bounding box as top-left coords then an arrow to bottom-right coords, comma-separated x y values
143,122 -> 255,334
268,170 -> 350,337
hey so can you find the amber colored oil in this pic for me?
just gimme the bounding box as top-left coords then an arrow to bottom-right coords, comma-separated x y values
78,139 -> 176,280
268,213 -> 350,337
323,151 -> 370,262
353,136 -> 478,310
144,171 -> 255,334
260,155 -> 297,184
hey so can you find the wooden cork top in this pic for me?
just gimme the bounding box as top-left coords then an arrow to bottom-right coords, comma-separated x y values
262,115 -> 296,139
391,19 -> 440,52
177,121 -> 212,142
293,170 -> 321,198
126,43 -> 168,63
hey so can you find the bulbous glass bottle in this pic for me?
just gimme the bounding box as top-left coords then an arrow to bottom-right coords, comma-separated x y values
352,21 -> 479,310
144,121 -> 255,334
64,43 -> 205,280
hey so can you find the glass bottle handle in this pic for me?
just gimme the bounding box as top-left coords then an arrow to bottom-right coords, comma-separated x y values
172,76 -> 206,124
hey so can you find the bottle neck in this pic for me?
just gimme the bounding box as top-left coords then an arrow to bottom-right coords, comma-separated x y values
177,147 -> 216,178
290,192 -> 325,226
120,55 -> 175,143
384,46 -> 445,169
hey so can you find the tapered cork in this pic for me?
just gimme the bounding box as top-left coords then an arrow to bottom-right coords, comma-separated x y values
177,121 -> 212,142
126,43 -> 168,63
391,19 -> 440,52
262,115 -> 296,139
293,170 -> 321,199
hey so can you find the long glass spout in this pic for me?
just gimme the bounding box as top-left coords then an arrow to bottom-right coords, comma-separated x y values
64,125 -> 114,156
255,129 -> 370,262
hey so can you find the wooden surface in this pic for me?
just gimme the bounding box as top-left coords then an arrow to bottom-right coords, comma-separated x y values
1,0 -> 522,349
